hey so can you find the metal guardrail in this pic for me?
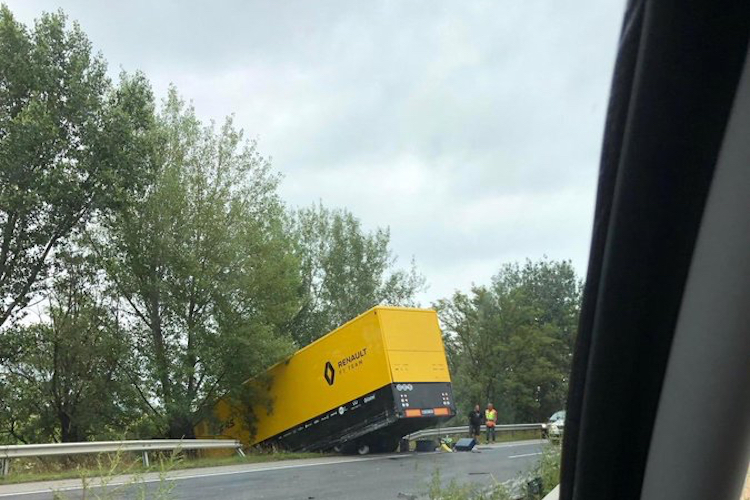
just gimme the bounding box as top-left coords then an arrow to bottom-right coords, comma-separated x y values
406,423 -> 543,441
0,439 -> 243,476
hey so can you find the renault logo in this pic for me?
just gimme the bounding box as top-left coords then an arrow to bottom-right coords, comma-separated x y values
324,361 -> 335,386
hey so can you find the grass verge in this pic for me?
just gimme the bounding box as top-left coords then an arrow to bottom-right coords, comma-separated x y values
424,440 -> 561,500
475,429 -> 541,445
0,451 -> 322,486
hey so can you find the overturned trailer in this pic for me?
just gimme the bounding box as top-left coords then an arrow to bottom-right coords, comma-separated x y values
196,306 -> 456,454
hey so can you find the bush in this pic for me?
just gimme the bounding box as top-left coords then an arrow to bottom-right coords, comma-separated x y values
535,442 -> 561,497
424,442 -> 561,500
427,470 -> 513,500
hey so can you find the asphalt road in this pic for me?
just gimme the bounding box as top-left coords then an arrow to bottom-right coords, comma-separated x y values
0,440 -> 546,500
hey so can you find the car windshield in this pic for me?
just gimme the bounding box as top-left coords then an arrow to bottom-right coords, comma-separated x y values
550,411 -> 566,422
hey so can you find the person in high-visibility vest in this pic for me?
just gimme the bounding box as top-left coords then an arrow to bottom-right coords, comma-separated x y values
485,403 -> 498,443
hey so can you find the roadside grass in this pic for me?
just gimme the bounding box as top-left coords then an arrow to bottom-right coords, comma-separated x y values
0,450 -> 323,486
535,441 -> 561,497
475,429 -> 542,445
427,469 -> 514,500
49,448 -> 181,500
425,440 -> 561,500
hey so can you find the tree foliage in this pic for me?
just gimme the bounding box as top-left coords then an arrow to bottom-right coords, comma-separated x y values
96,89 -> 299,438
287,203 -> 425,345
437,259 -> 581,423
0,250 -> 134,443
0,7 -> 154,328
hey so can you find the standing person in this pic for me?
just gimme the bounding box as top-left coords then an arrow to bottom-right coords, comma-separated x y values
485,403 -> 498,443
468,404 -> 482,442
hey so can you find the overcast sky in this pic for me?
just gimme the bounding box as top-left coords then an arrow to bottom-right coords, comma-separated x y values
9,0 -> 624,303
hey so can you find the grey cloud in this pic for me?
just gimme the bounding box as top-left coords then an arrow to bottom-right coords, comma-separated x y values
8,0 -> 625,301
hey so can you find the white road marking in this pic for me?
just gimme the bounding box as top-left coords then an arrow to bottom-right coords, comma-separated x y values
508,452 -> 543,459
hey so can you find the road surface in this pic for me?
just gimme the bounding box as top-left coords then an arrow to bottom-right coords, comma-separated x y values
0,440 -> 546,500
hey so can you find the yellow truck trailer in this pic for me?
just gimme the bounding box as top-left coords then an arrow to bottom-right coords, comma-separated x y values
196,306 -> 455,454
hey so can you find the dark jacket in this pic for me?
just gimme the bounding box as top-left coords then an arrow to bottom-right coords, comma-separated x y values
468,410 -> 483,426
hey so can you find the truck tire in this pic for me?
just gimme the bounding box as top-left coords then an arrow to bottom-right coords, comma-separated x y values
337,441 -> 360,455
357,443 -> 371,455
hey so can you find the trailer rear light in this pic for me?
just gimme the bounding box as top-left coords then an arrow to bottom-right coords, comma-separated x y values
404,408 -> 451,417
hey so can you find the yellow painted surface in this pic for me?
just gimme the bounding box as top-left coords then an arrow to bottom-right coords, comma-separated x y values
378,308 -> 451,382
387,350 -> 451,382
197,307 -> 451,445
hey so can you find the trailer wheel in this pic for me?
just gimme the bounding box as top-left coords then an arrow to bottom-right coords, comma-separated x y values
356,443 -> 370,455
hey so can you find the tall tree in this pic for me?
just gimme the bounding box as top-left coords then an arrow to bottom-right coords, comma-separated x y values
98,89 -> 299,438
437,259 -> 581,423
0,250 -> 135,444
438,286 -> 501,420
0,7 -> 155,328
288,204 -> 425,345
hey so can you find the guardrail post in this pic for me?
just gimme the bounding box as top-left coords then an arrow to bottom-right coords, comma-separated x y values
1,458 -> 9,477
236,446 -> 245,457
142,451 -> 149,467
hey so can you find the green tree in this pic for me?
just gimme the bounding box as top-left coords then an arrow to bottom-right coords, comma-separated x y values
288,203 -> 425,345
0,250 -> 135,444
437,259 -> 581,423
438,286 -> 500,421
98,89 -> 299,439
0,6 -> 155,328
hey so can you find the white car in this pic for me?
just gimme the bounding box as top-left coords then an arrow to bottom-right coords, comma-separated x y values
542,410 -> 565,440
